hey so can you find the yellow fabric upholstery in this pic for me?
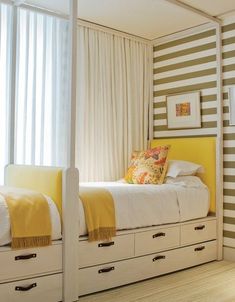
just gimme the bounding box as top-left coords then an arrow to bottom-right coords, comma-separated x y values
151,137 -> 216,213
5,165 -> 63,218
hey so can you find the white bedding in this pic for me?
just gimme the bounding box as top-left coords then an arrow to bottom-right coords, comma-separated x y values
0,195 -> 62,246
0,176 -> 209,245
79,176 -> 210,236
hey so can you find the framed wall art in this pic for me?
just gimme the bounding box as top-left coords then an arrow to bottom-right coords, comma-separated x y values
166,91 -> 201,129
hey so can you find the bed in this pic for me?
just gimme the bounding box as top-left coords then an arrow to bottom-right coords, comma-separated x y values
79,177 -> 210,236
77,137 -> 218,296
0,165 -> 64,302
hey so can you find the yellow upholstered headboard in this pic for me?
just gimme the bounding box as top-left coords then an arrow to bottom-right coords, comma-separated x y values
5,165 -> 63,217
151,137 -> 216,213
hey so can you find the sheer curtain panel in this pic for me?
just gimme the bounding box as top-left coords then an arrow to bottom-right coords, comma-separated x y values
0,3 -> 12,184
77,27 -> 152,181
15,8 -> 69,167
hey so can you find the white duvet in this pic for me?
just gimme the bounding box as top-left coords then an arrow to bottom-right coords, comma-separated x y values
79,176 -> 210,236
0,195 -> 62,246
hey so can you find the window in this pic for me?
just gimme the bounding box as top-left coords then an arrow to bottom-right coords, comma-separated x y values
0,3 -> 12,184
15,8 -> 69,166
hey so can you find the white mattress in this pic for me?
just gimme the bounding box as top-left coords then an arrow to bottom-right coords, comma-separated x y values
79,176 -> 210,236
0,194 -> 62,246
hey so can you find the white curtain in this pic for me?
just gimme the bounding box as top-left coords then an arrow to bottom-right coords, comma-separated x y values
0,3 -> 12,184
15,8 -> 69,167
77,26 -> 152,181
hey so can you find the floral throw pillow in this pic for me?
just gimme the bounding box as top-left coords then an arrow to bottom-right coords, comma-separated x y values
124,145 -> 170,184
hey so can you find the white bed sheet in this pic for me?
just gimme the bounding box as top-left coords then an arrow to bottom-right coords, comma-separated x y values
79,176 -> 210,236
0,195 -> 62,246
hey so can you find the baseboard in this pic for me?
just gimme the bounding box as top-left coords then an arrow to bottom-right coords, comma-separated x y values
223,246 -> 235,262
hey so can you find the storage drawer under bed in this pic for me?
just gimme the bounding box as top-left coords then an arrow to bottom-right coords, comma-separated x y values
79,234 -> 134,268
135,226 -> 180,256
0,273 -> 62,302
79,240 -> 217,296
181,220 -> 216,246
0,243 -> 62,282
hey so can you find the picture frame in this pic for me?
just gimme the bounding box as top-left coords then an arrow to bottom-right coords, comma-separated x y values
228,86 -> 235,125
166,91 -> 201,129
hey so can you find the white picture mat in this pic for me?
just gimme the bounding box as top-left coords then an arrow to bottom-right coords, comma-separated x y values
167,91 -> 201,129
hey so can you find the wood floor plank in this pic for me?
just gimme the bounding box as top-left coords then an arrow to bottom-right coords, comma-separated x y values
80,261 -> 235,302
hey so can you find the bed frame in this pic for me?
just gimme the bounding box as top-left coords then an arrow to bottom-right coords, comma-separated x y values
77,137 -> 221,297
0,165 -> 64,302
0,140 -> 219,301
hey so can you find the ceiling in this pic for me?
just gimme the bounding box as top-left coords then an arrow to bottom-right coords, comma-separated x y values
25,0 -> 235,40
180,0 -> 235,17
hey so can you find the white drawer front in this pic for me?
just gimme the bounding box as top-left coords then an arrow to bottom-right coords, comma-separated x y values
0,273 -> 62,302
178,240 -> 217,268
0,244 -> 62,282
79,253 -> 160,295
79,240 -> 217,296
135,226 -> 180,256
181,220 -> 216,246
79,234 -> 134,268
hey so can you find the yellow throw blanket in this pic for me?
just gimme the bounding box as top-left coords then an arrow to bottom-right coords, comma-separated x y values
79,187 -> 116,242
0,186 -> 52,249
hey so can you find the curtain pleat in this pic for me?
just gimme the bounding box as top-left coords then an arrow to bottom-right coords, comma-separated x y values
1,4 -> 151,184
77,27 -> 152,181
0,3 -> 12,184
15,8 -> 69,167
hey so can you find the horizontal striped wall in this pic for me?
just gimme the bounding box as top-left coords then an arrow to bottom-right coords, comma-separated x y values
153,19 -> 235,250
153,27 -> 217,138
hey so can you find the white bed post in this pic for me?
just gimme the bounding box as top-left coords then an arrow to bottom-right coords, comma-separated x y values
215,23 -> 223,260
149,43 -> 154,145
62,0 -> 79,301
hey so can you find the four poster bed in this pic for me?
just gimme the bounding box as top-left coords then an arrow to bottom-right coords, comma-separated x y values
0,1 -> 80,301
0,165 -> 64,301
0,140 -> 220,301
77,137 -> 219,296
0,0 -> 223,302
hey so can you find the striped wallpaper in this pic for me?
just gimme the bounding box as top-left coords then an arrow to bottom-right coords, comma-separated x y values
153,18 -> 235,250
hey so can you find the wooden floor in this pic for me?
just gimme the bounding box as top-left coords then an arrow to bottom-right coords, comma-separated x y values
80,261 -> 235,302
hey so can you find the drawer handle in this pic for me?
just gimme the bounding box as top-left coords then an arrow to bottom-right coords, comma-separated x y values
15,283 -> 37,291
15,254 -> 37,261
153,255 -> 166,262
98,241 -> 114,248
194,246 -> 205,252
98,267 -> 115,274
153,232 -> 166,238
194,225 -> 205,231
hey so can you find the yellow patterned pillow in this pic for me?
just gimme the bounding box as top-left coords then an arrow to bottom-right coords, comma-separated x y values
124,146 -> 170,184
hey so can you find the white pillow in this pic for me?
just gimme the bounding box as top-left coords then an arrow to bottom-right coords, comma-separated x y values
165,175 -> 206,188
166,160 -> 204,178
